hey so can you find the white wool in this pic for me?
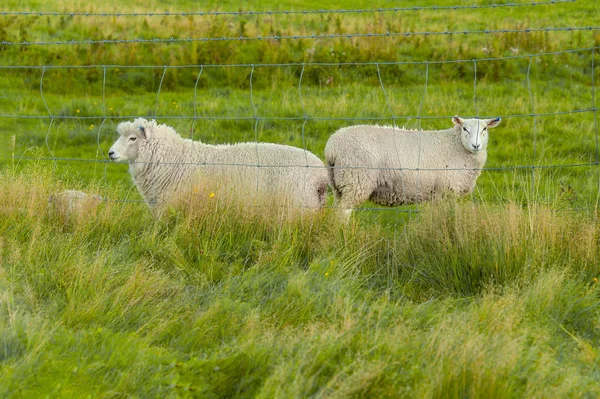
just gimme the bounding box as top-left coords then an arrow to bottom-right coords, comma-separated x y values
108,118 -> 329,212
324,116 -> 501,219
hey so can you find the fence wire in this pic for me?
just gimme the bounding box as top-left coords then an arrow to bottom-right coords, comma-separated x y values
1,45 -> 597,69
1,26 -> 598,47
13,156 -> 600,173
2,109 -> 597,121
0,1 -> 577,17
3,14 -> 600,217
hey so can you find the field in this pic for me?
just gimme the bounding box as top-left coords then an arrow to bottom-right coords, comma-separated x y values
2,0 -> 600,397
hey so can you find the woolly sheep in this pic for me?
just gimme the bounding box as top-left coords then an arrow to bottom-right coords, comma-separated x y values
325,116 -> 501,219
108,118 -> 329,213
48,190 -> 103,216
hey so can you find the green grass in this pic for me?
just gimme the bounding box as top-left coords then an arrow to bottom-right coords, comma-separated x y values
2,0 -> 600,397
2,167 -> 600,397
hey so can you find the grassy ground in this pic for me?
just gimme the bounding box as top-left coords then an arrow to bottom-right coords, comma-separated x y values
2,167 -> 600,397
2,0 -> 600,397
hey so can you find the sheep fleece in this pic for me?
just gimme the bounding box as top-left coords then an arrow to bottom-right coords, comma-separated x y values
126,121 -> 329,209
325,125 -> 486,207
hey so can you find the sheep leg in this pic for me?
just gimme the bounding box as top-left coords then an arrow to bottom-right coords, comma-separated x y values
333,168 -> 379,223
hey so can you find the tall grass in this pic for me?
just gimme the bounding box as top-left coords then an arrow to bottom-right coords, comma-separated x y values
2,166 -> 600,397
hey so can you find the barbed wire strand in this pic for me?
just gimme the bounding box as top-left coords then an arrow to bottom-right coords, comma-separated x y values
3,108 -> 596,122
2,26 -> 598,47
1,45 -> 597,69
0,1 -> 576,17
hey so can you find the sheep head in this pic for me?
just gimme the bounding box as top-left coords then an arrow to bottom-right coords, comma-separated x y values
109,118 -> 156,162
453,116 -> 501,154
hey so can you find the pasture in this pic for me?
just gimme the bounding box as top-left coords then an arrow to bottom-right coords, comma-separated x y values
1,0 -> 600,397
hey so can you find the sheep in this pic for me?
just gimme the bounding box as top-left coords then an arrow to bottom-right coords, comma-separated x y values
48,190 -> 103,217
108,118 -> 329,214
325,116 -> 501,220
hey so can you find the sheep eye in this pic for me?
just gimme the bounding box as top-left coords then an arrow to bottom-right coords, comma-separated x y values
483,127 -> 488,131
463,127 -> 469,134
129,136 -> 137,142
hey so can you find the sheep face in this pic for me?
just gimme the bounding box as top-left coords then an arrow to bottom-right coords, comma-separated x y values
453,116 -> 501,153
109,118 -> 153,163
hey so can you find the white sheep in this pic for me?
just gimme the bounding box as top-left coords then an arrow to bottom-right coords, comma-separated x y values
108,118 -> 329,213
324,116 -> 501,219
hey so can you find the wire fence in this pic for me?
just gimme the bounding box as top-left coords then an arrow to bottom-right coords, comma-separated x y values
9,53 -> 600,209
2,26 -> 599,46
0,45 -> 597,68
3,1 -> 599,219
0,1 -> 577,17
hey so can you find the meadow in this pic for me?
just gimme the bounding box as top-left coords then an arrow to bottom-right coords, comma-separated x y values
2,0 -> 600,397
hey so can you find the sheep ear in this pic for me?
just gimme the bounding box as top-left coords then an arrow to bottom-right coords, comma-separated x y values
452,116 -> 464,127
144,119 -> 158,139
138,125 -> 147,139
486,117 -> 501,128
116,122 -> 128,135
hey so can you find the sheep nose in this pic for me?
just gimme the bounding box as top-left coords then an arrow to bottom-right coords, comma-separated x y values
108,150 -> 115,156
472,144 -> 480,150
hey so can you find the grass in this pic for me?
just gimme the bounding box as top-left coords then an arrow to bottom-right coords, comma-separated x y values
2,167 -> 600,397
2,0 -> 600,397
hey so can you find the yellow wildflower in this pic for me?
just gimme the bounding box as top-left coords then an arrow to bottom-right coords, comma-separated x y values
89,125 -> 94,130
209,192 -> 215,198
